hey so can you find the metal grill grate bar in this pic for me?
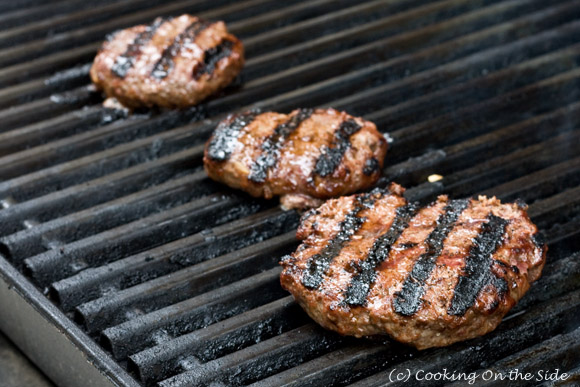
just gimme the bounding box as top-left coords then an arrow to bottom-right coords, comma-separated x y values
100,268 -> 290,357
22,195 -> 270,284
127,296 -> 307,384
0,146 -> 205,237
50,232 -> 297,312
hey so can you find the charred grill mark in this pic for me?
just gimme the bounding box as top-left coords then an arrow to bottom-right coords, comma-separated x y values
393,199 -> 470,316
111,18 -> 165,78
344,202 -> 420,306
151,19 -> 211,79
207,110 -> 260,161
301,208 -> 320,223
280,254 -> 293,263
515,199 -> 528,210
363,157 -> 380,176
192,39 -> 235,80
302,193 -> 380,290
532,232 -> 546,250
492,275 -> 508,297
248,109 -> 314,183
448,214 -> 509,316
490,261 -> 509,301
314,119 -> 362,177
495,260 -> 509,269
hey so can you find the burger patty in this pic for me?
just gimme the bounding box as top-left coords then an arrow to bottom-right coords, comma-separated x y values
280,184 -> 547,349
203,108 -> 388,209
90,14 -> 244,108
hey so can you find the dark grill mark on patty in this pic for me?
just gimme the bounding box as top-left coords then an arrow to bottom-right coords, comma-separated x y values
193,39 -> 235,80
363,157 -> 380,176
490,261 -> 509,301
448,214 -> 509,316
532,231 -> 546,249
314,119 -> 362,177
207,110 -> 260,161
393,199 -> 469,316
112,17 -> 165,78
343,203 -> 419,306
248,108 -> 313,183
151,19 -> 211,79
492,274 -> 508,298
302,192 -> 380,290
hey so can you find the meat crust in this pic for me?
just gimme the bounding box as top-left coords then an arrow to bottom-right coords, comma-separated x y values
280,184 -> 547,349
90,14 -> 244,108
203,108 -> 388,209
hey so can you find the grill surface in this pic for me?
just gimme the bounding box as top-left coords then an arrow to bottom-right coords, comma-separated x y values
0,0 -> 579,386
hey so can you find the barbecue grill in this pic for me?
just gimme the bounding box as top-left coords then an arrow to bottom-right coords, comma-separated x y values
0,0 -> 579,386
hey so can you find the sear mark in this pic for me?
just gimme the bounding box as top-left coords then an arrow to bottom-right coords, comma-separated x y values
207,110 -> 260,161
344,202 -> 420,306
248,108 -> 313,183
363,157 -> 380,176
151,19 -> 211,79
393,199 -> 469,316
302,192 -> 380,290
448,214 -> 509,316
112,17 -> 165,78
193,39 -> 235,80
314,118 -> 362,177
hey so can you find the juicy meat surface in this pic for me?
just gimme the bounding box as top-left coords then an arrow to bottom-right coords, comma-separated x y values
203,108 -> 388,209
90,14 -> 244,108
280,184 -> 547,349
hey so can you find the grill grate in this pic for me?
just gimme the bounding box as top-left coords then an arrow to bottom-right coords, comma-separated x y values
0,0 -> 579,386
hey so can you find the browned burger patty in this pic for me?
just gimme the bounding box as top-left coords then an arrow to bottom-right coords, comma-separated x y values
203,108 -> 388,209
280,184 -> 547,349
90,14 -> 244,108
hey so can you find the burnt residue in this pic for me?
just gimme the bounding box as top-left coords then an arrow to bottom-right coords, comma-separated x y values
532,231 -> 547,250
493,275 -> 508,298
344,202 -> 419,306
112,17 -> 165,79
314,119 -> 362,177
207,110 -> 260,161
515,198 -> 528,210
363,157 -> 380,176
44,63 -> 92,86
448,214 -> 509,316
193,39 -> 235,80
486,262 -> 509,312
300,208 -> 320,224
280,254 -> 293,263
249,109 -> 313,183
151,19 -> 211,79
301,192 -> 380,290
393,199 -> 469,316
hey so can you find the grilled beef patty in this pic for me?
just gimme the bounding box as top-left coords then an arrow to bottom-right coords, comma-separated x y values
90,14 -> 244,108
280,184 -> 546,349
204,108 -> 388,209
